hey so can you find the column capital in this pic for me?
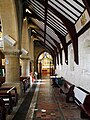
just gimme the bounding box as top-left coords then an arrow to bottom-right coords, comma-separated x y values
30,59 -> 34,62
2,50 -> 21,57
20,57 -> 30,60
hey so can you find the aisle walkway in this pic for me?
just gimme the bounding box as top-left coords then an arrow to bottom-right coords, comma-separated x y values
32,79 -> 64,120
26,78 -> 87,120
7,78 -> 88,120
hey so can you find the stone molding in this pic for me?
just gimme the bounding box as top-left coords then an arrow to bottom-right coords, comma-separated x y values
30,60 -> 34,62
20,57 -> 30,60
2,50 -> 21,57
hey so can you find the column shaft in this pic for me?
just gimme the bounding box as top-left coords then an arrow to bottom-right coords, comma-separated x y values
22,59 -> 30,76
4,53 -> 22,95
5,54 -> 20,83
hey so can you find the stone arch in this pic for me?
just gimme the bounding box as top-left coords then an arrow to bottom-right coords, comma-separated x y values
37,50 -> 53,65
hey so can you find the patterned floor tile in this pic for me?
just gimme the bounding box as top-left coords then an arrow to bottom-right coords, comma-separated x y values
33,79 -> 88,120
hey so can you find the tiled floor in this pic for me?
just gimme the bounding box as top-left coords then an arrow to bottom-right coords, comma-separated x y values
33,79 -> 64,120
32,79 -> 88,120
6,78 -> 89,120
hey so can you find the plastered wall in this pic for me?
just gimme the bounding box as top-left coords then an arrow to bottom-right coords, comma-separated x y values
56,28 -> 90,92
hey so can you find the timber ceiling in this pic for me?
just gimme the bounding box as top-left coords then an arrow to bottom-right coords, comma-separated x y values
23,0 -> 90,64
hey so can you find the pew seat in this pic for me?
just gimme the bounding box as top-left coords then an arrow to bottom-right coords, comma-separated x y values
74,86 -> 90,118
50,76 -> 75,102
0,92 -> 12,114
20,77 -> 30,93
0,86 -> 18,114
0,86 -> 18,106
60,80 -> 75,102
0,77 -> 5,87
50,76 -> 64,88
0,97 -> 6,120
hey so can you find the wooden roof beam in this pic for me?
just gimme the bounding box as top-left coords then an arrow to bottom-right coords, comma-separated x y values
82,0 -> 90,17
37,0 -> 78,64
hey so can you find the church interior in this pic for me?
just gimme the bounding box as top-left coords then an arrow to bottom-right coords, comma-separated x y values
0,0 -> 90,120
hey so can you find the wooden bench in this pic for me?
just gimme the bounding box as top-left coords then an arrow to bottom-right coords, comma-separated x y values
0,86 -> 18,114
60,80 -> 75,102
0,86 -> 18,106
20,77 -> 30,93
50,76 -> 64,88
0,77 -> 5,87
0,92 -> 12,114
0,97 -> 6,120
20,76 -> 27,81
50,76 -> 75,102
74,86 -> 90,118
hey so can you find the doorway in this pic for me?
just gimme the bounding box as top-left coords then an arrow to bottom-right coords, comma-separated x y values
38,52 -> 54,78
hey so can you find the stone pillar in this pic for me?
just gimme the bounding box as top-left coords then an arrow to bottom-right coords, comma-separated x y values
31,60 -> 34,73
3,51 -> 21,95
29,35 -> 35,74
21,58 -> 30,76
38,62 -> 42,79
20,17 -> 31,76
30,36 -> 34,61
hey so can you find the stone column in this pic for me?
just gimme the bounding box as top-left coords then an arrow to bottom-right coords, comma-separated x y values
3,51 -> 22,95
31,60 -> 34,73
30,36 -> 34,60
21,58 -> 30,76
20,17 -> 31,76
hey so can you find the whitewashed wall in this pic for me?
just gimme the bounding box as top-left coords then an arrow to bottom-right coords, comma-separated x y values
55,28 -> 90,92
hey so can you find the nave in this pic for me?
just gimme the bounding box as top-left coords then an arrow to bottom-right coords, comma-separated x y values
6,78 -> 88,120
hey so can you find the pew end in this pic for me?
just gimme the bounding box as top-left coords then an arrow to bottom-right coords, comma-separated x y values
74,86 -> 90,118
0,97 -> 6,120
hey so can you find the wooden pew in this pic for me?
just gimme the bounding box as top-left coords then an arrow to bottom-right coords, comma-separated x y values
0,86 -> 18,106
60,80 -> 75,102
0,97 -> 6,120
74,86 -> 90,118
50,76 -> 75,102
0,86 -> 18,114
0,92 -> 12,114
20,77 -> 30,93
50,76 -> 64,88
0,77 -> 5,87
20,76 -> 27,81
